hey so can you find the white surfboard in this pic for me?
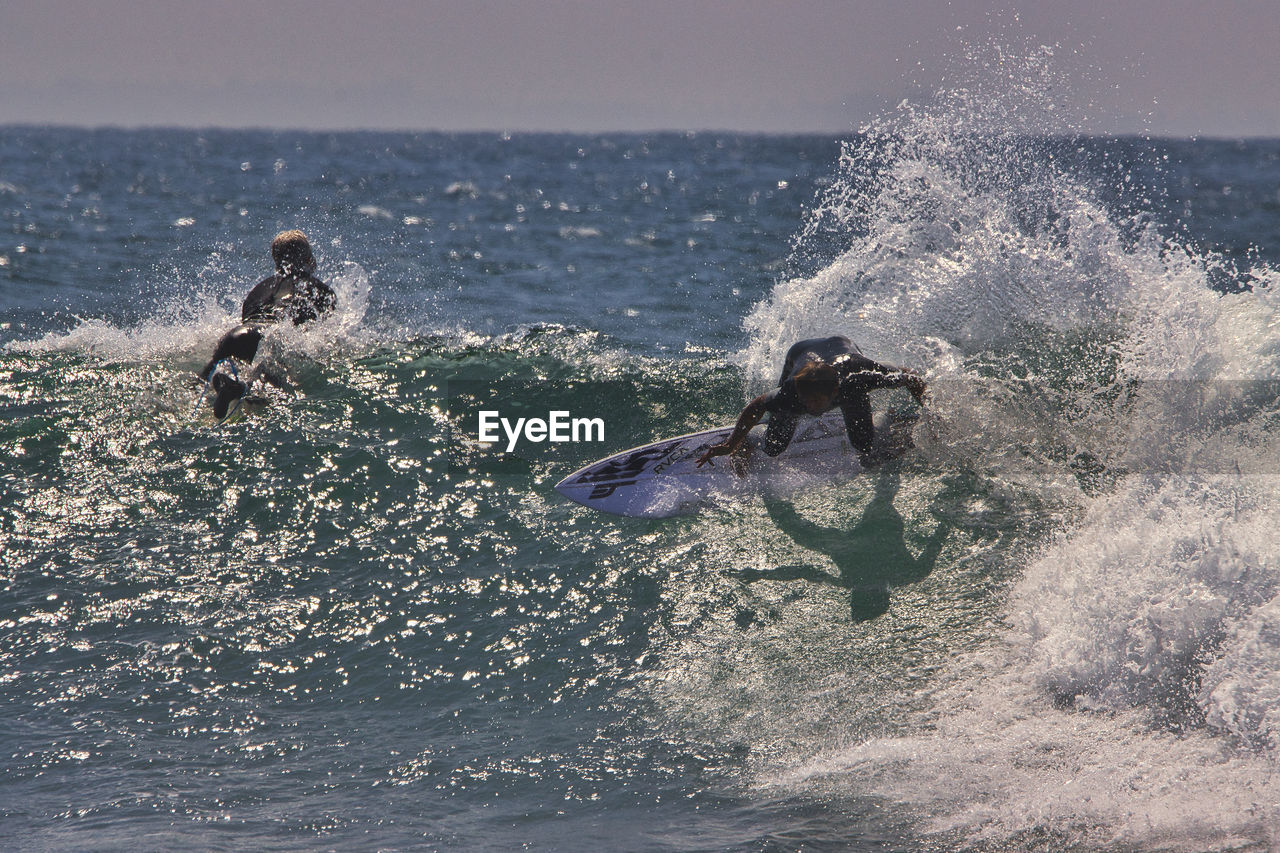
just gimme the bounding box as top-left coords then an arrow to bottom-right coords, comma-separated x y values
554,408 -> 918,518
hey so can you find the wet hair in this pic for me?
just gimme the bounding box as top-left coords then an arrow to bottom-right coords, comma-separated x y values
271,230 -> 316,274
793,361 -> 839,399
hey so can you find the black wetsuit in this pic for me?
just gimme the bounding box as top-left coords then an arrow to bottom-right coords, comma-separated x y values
198,272 -> 336,382
242,272 -> 337,325
759,335 -> 912,456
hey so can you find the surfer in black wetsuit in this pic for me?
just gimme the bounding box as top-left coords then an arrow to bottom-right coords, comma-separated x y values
198,230 -> 337,418
696,335 -> 926,470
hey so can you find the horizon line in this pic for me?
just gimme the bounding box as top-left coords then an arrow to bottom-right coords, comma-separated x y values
3,122 -> 1277,143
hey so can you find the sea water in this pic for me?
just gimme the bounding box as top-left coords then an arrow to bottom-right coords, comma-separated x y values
5,48 -> 1280,851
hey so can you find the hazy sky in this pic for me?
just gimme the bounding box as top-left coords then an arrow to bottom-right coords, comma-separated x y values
3,1 -> 1278,136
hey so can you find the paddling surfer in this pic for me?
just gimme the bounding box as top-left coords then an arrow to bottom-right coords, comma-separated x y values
197,230 -> 336,418
696,336 -> 926,470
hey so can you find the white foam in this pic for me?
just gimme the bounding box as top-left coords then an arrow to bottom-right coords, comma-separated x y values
7,262 -> 372,365
775,661 -> 1280,849
733,41 -> 1280,848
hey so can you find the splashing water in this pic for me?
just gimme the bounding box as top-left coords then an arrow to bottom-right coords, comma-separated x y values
722,43 -> 1280,849
8,261 -> 371,367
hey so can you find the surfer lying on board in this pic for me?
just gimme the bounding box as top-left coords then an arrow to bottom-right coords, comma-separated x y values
197,230 -> 337,418
696,335 -> 926,471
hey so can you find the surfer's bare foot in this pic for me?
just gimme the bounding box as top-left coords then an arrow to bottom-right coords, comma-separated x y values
212,373 -> 247,420
730,441 -> 754,478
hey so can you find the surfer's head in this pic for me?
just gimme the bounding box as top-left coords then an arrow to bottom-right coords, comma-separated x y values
793,361 -> 840,414
271,230 -> 317,275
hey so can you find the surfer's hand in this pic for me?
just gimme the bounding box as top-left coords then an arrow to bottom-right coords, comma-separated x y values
903,371 -> 927,405
696,443 -> 731,467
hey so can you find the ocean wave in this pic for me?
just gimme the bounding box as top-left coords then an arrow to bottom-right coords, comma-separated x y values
720,41 -> 1280,848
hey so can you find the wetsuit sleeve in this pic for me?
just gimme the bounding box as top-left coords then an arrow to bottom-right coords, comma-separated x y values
835,357 -> 919,454
862,361 -> 927,403
312,278 -> 337,315
840,355 -> 915,392
287,276 -> 336,324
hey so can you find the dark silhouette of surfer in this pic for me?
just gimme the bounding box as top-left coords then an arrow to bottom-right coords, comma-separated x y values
697,335 -> 926,471
735,467 -> 951,622
197,230 -> 336,419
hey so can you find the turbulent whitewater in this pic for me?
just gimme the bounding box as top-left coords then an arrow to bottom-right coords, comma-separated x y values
5,47 -> 1280,851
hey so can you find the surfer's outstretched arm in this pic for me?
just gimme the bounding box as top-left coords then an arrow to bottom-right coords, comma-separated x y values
696,395 -> 770,467
865,364 -> 927,405
899,369 -> 927,405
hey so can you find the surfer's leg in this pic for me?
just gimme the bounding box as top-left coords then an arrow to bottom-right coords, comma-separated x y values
199,324 -> 263,381
201,325 -> 262,419
840,396 -> 875,455
761,411 -> 799,457
211,372 -> 247,419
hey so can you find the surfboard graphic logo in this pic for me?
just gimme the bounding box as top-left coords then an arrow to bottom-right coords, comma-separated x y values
575,443 -> 684,498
